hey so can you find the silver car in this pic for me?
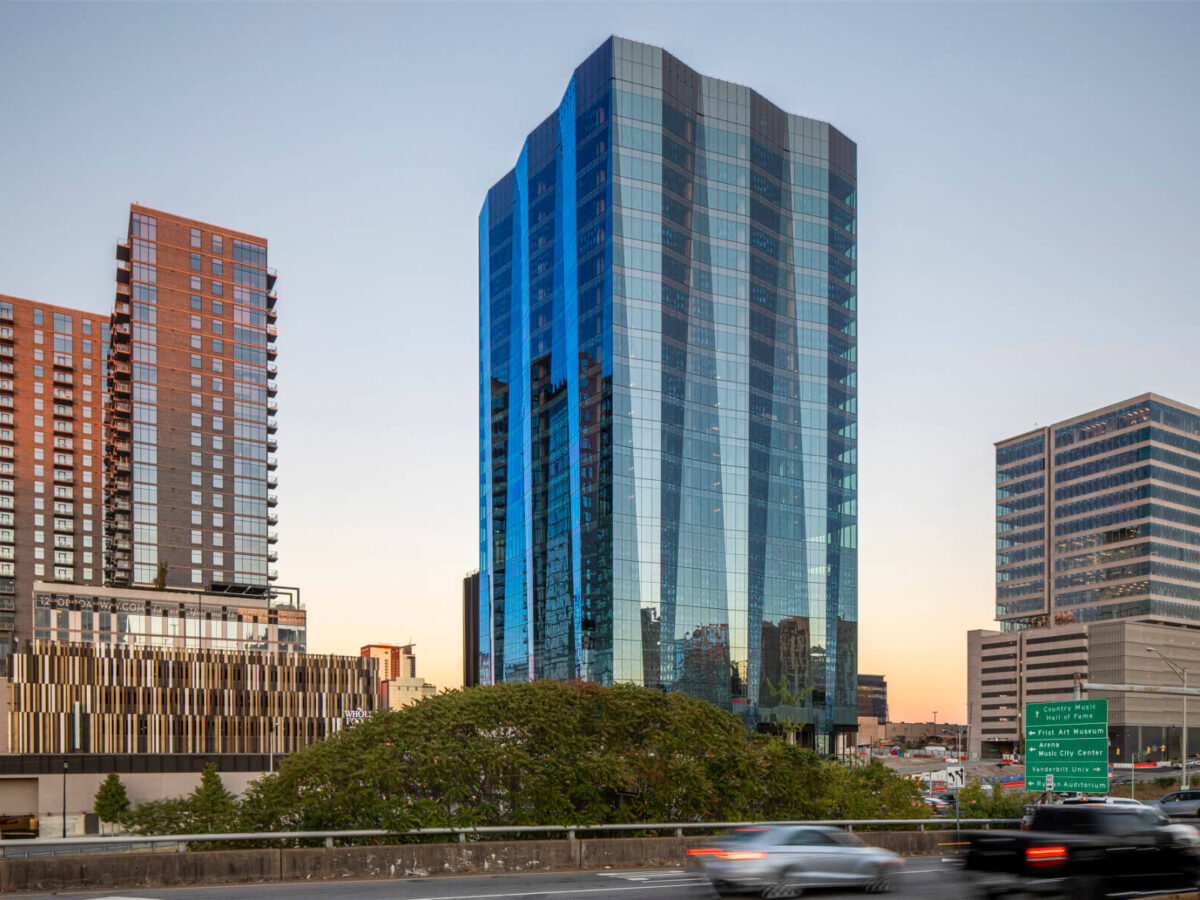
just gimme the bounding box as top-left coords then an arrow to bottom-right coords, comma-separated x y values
1147,789 -> 1200,818
689,825 -> 904,897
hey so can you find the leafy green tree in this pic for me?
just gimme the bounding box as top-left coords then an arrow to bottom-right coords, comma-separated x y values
93,772 -> 130,828
956,780 -> 1033,819
188,763 -> 239,833
124,797 -> 191,835
230,681 -> 927,832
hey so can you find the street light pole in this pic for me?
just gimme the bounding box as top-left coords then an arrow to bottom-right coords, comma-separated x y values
61,760 -> 68,838
1148,647 -> 1189,790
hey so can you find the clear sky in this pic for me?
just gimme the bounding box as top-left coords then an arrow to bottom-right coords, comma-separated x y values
2,2 -> 1198,723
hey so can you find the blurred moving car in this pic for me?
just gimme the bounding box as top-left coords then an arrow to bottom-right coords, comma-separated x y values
1146,789 -> 1200,818
1060,796 -> 1143,807
965,804 -> 1200,898
688,825 -> 904,896
924,795 -> 952,815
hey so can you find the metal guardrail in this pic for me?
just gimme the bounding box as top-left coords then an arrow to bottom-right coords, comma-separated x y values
0,818 -> 1022,859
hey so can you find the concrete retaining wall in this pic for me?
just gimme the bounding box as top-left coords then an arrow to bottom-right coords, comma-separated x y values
0,831 -> 963,893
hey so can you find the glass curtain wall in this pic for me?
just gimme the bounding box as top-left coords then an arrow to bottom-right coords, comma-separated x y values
480,37 -> 858,748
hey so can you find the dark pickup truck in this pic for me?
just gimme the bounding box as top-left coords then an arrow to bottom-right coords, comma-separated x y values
965,804 -> 1200,899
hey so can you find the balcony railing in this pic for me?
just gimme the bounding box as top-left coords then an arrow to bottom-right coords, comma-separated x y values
267,514 -> 278,526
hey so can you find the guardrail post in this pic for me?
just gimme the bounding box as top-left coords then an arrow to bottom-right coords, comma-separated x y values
324,836 -> 334,848
846,824 -> 854,833
458,832 -> 466,844
177,841 -> 187,853
567,828 -> 576,841
674,828 -> 683,837
918,823 -> 925,832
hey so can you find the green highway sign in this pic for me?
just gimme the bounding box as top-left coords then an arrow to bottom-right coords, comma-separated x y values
1025,699 -> 1109,793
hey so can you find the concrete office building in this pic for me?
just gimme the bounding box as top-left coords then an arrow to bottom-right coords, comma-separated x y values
361,643 -> 437,709
968,394 -> 1200,759
477,37 -> 858,752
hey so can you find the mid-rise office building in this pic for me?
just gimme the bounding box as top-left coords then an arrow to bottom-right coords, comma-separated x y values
477,37 -> 858,751
108,206 -> 278,594
361,643 -> 436,709
463,570 -> 479,687
856,673 -> 888,722
969,393 -> 1200,758
995,393 -> 1200,631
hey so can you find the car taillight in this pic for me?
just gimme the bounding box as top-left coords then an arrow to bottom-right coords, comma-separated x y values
686,849 -> 721,856
1026,846 -> 1068,867
717,851 -> 769,860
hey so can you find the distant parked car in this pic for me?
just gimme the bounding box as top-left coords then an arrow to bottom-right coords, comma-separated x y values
1147,790 -> 1200,818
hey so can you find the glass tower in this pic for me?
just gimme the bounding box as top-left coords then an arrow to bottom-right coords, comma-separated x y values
479,37 -> 858,750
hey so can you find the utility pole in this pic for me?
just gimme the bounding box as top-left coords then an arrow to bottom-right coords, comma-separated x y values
1147,648 -> 1189,790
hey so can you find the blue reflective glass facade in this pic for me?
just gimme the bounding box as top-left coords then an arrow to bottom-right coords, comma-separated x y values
479,38 -> 858,750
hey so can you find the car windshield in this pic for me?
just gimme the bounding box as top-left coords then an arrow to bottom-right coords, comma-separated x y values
716,828 -> 777,845
826,830 -> 867,847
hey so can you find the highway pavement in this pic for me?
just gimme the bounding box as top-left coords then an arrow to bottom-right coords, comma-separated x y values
13,858 -> 971,899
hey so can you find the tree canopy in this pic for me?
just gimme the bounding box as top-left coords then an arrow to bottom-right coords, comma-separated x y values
232,681 -> 928,832
121,682 -> 929,834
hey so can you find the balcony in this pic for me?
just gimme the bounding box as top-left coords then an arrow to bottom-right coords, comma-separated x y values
116,266 -> 130,285
111,322 -> 131,336
266,418 -> 277,434
266,438 -> 277,452
267,475 -> 278,489
266,400 -> 278,415
108,400 -> 132,415
266,380 -> 278,397
115,539 -> 131,552
111,497 -> 131,512
111,477 -> 132,493
53,519 -> 74,533
267,362 -> 278,377
111,419 -> 131,433
53,469 -> 74,484
267,325 -> 278,339
115,281 -> 131,299
112,361 -> 131,376
267,568 -> 279,581
52,354 -> 73,370
267,513 -> 278,526
116,242 -> 130,262
53,371 -> 73,384
108,439 -> 131,454
267,343 -> 277,360
267,551 -> 279,563
266,455 -> 278,471
266,492 -> 278,508
112,341 -> 131,360
266,269 -> 278,289
112,379 -> 131,396
113,300 -> 131,319
266,531 -> 278,544
109,456 -> 131,474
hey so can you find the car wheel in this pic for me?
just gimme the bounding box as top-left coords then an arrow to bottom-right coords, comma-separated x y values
864,866 -> 893,894
760,869 -> 804,898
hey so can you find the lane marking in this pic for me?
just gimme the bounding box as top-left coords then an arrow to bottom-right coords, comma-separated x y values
402,884 -> 709,899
